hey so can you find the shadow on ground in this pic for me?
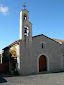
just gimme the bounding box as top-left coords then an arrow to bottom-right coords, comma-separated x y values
0,77 -> 7,83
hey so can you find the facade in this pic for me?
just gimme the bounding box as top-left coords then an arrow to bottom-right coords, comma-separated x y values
2,8 -> 64,75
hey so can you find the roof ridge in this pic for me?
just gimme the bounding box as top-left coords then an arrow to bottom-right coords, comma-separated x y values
3,34 -> 63,50
32,34 -> 62,44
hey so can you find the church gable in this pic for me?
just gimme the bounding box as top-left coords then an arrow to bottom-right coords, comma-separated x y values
32,34 -> 62,45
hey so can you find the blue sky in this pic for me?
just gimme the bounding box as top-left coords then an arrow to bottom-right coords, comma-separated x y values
0,0 -> 64,53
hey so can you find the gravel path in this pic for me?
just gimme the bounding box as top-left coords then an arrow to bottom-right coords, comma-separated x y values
0,72 -> 64,85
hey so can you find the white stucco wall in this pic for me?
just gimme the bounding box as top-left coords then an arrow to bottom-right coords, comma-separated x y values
19,35 -> 64,75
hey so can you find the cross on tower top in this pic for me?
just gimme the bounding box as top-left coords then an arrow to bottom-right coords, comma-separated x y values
22,2 -> 26,9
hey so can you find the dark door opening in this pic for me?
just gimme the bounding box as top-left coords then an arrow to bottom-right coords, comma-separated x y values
39,55 -> 47,72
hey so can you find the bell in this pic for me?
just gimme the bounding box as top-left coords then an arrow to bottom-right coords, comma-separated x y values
24,28 -> 27,33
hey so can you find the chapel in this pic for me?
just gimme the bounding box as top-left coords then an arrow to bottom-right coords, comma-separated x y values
1,6 -> 64,75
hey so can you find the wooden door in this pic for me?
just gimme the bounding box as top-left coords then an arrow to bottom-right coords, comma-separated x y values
39,55 -> 47,72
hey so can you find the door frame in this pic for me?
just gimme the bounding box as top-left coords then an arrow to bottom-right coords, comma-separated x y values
37,54 -> 49,72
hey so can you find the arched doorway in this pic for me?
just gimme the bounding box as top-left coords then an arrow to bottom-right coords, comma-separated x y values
39,55 -> 47,72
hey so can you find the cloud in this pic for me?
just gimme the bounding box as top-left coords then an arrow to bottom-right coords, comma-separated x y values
0,4 -> 8,15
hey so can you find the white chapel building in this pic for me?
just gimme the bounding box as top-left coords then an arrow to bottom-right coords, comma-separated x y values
2,8 -> 64,75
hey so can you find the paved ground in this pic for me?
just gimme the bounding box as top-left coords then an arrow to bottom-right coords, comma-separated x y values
1,72 -> 64,85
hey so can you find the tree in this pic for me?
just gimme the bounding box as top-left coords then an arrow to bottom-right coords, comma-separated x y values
0,54 -> 1,63
10,46 -> 17,57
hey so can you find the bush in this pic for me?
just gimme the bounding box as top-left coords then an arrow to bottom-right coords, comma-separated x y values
13,69 -> 18,75
0,54 -> 1,63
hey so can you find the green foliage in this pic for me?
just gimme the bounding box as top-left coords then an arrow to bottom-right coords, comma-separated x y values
12,46 -> 16,52
13,69 -> 18,75
10,46 -> 17,57
3,50 -> 10,63
0,54 -> 1,63
3,52 -> 10,57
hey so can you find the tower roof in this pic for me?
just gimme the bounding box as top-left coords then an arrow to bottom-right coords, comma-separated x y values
20,9 -> 29,12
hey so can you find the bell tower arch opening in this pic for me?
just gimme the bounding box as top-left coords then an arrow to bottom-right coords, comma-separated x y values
24,14 -> 27,20
24,26 -> 29,36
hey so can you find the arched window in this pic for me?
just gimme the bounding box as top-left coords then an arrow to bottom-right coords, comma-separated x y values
24,15 -> 27,20
24,26 -> 29,36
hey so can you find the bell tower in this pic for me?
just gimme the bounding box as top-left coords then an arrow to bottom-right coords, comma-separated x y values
20,4 -> 32,41
19,3 -> 33,75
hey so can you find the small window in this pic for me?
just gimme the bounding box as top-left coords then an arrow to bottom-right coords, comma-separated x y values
24,15 -> 27,20
42,43 -> 43,48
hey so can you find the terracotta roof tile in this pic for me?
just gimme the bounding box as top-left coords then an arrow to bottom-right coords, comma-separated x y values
2,39 -> 22,50
53,39 -> 64,44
